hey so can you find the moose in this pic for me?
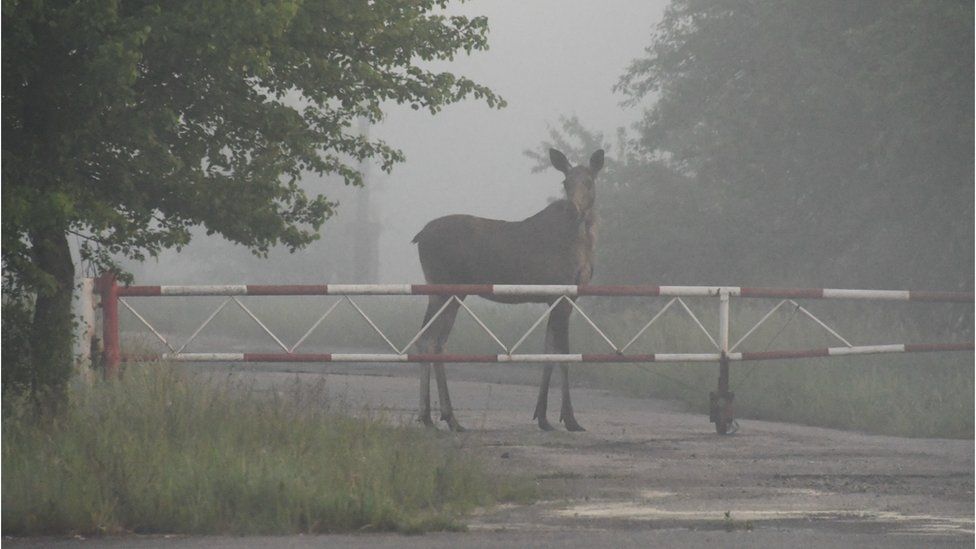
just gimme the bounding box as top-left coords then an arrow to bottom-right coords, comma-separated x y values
411,148 -> 605,431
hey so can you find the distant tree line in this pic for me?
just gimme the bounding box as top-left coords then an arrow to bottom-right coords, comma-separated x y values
530,0 -> 972,300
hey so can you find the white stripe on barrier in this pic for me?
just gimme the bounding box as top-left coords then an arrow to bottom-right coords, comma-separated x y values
659,286 -> 737,297
827,344 -> 905,356
160,285 -> 248,296
822,289 -> 910,301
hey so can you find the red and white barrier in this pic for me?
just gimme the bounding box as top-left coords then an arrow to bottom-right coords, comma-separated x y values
95,275 -> 974,378
125,342 -> 972,364
118,283 -> 973,302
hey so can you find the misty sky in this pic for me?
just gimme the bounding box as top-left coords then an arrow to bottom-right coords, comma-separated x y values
374,0 -> 667,281
125,0 -> 668,284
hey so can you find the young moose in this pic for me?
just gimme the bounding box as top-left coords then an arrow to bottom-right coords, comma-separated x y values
412,148 -> 604,431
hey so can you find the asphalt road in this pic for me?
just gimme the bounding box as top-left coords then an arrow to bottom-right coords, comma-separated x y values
8,361 -> 974,548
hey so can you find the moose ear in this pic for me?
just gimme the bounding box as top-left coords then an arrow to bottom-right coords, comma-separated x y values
589,149 -> 605,173
549,148 -> 571,174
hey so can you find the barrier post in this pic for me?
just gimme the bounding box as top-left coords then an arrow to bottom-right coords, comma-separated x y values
96,273 -> 121,379
73,277 -> 96,384
710,290 -> 735,434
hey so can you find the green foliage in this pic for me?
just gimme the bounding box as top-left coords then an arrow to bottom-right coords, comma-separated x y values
520,5 -> 976,435
1,298 -> 34,392
2,0 -> 503,400
612,0 -> 973,292
2,0 -> 503,290
2,364 -> 528,536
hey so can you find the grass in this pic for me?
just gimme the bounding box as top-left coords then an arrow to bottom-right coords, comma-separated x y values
116,295 -> 974,438
576,354 -> 973,438
2,364 -> 534,537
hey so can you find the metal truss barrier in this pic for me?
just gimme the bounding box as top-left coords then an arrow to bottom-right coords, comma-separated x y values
90,275 -> 974,434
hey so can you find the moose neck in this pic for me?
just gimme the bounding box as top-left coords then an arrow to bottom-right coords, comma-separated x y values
567,194 -> 596,243
563,197 -> 596,286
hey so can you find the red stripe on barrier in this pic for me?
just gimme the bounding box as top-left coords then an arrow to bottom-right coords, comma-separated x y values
739,287 -> 823,299
582,354 -> 656,362
409,354 -> 499,363
243,353 -> 332,362
118,285 -> 162,297
410,284 -> 494,295
120,354 -> 163,362
904,342 -> 974,353
246,285 -> 329,296
908,291 -> 975,303
577,285 -> 661,296
740,348 -> 830,361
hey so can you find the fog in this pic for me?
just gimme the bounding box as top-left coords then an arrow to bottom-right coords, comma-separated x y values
114,0 -> 973,331
123,0 -> 668,284
50,0 -> 970,444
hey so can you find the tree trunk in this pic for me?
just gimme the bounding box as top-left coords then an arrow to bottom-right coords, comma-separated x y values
28,224 -> 75,409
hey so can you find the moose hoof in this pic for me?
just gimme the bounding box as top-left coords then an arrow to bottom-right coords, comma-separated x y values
444,417 -> 466,432
418,414 -> 435,428
537,418 -> 556,431
563,419 -> 586,432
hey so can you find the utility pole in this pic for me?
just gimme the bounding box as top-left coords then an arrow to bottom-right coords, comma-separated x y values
349,118 -> 380,282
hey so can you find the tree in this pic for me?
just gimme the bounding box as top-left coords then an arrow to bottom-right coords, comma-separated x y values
2,0 -> 503,402
614,0 -> 972,290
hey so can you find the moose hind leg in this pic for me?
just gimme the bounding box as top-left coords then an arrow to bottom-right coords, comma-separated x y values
416,296 -> 449,427
418,362 -> 433,427
429,298 -> 464,431
433,363 -> 464,431
559,363 -> 585,431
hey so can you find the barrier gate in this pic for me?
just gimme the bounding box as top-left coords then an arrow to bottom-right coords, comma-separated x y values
92,274 -> 974,434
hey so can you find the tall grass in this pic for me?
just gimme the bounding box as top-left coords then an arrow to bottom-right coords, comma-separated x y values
577,355 -> 973,438
2,364 -> 530,536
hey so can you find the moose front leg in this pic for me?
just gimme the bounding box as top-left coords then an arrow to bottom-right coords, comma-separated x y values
534,300 -> 584,431
554,300 -> 584,431
433,298 -> 465,431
